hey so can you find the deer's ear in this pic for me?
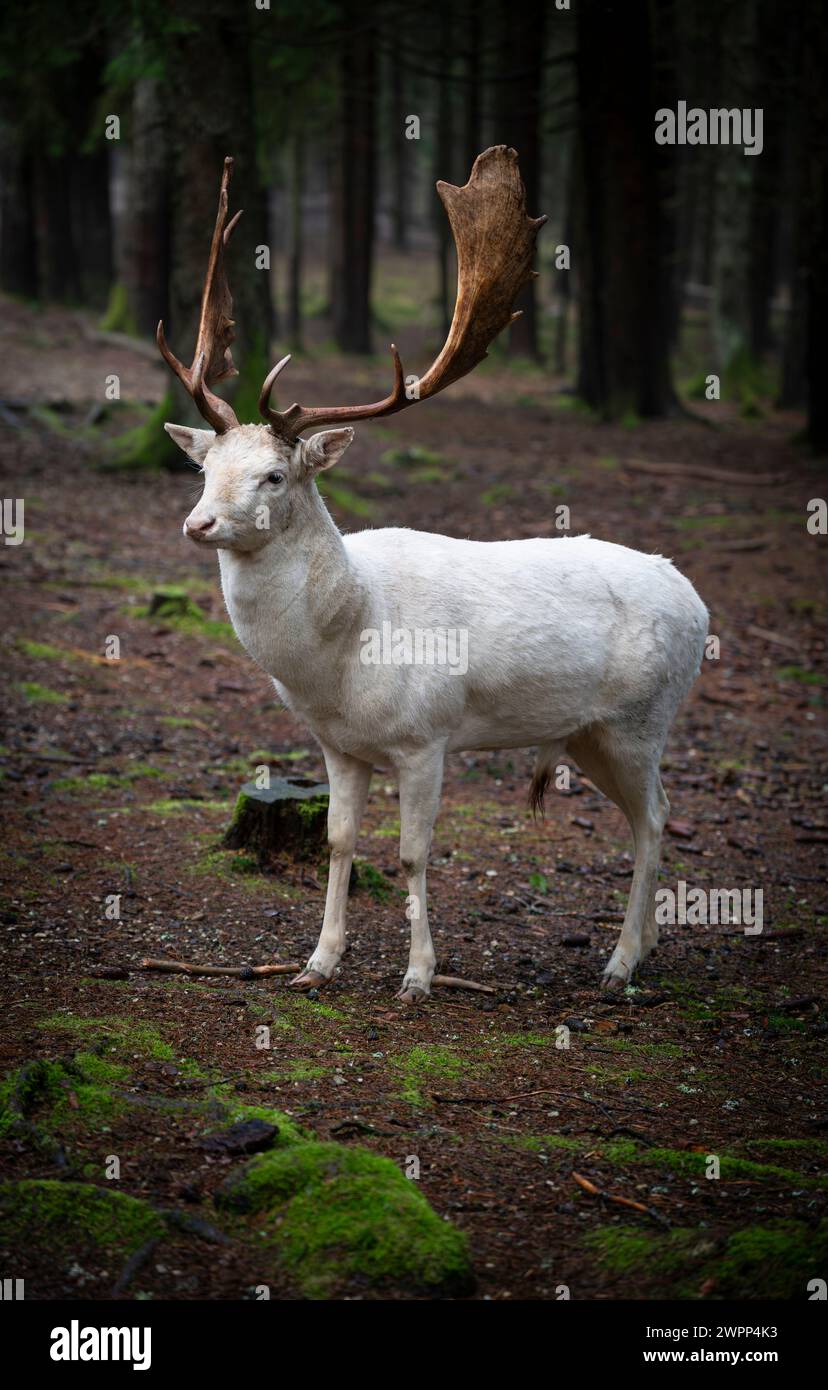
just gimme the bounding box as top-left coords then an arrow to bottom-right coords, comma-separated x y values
164,424 -> 216,464
300,428 -> 355,474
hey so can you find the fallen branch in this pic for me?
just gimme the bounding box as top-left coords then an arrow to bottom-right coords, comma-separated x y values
432,974 -> 495,994
572,1170 -> 668,1226
140,957 -> 492,993
81,321 -> 164,363
139,957 -> 299,979
110,1237 -> 160,1298
706,535 -> 773,553
746,624 -> 802,652
621,458 -> 787,486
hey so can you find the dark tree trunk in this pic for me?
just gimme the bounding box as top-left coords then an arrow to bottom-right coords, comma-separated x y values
433,6 -> 455,340
331,0 -> 376,354
388,15 -> 408,253
33,154 -> 81,303
0,138 -> 38,298
122,79 -> 170,337
652,0 -> 681,351
747,0 -> 786,362
803,2 -> 828,449
496,0 -> 545,359
710,1 -> 756,372
166,0 -> 270,414
575,0 -> 675,418
463,1 -> 482,176
71,149 -> 113,311
287,128 -> 303,350
553,142 -> 574,377
778,6 -> 808,410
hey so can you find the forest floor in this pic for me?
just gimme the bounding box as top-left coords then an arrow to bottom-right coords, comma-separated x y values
0,295 -> 826,1301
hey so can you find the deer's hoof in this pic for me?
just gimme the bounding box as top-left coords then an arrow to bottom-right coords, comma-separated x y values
601,972 -> 628,993
397,985 -> 429,1005
290,969 -> 330,991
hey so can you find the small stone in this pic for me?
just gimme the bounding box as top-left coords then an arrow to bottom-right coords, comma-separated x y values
199,1119 -> 279,1156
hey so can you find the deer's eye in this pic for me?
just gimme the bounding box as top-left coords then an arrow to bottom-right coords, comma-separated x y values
265,471 -> 284,486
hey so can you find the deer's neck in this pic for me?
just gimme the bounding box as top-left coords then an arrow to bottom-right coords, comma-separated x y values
217,488 -> 366,691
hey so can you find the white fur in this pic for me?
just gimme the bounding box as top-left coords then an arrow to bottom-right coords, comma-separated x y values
168,422 -> 709,999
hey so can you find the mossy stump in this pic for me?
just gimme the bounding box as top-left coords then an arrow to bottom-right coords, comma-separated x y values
223,778 -> 329,865
148,587 -> 203,620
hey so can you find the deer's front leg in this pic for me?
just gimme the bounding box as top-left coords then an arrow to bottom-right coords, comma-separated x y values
291,745 -> 371,990
396,744 -> 445,1004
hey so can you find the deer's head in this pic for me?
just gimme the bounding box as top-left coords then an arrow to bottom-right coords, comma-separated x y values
160,151 -> 545,554
166,422 -> 354,552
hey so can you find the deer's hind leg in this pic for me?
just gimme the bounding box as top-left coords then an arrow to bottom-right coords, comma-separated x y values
566,720 -> 670,990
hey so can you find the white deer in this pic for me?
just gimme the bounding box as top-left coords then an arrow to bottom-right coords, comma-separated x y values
158,150 -> 708,1002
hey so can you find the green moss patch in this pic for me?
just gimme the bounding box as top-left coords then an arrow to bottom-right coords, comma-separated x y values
350,858 -> 398,903
37,1012 -> 175,1063
508,1134 -> 582,1154
217,1141 -> 472,1297
596,1139 -> 828,1188
132,594 -> 236,646
0,1054 -> 127,1142
15,638 -> 67,662
391,1044 -> 469,1107
16,681 -> 69,704
585,1219 -> 828,1298
0,1180 -> 164,1255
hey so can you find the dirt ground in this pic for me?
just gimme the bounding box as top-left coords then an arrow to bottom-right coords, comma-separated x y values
0,298 -> 826,1301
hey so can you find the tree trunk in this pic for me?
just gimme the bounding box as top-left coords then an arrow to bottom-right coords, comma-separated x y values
0,137 -> 38,299
803,3 -> 828,449
553,142 -> 574,377
388,16 -> 408,252
433,6 -> 454,340
496,0 -> 545,359
710,1 -> 757,373
71,149 -> 113,311
287,128 -> 303,350
33,153 -> 81,303
747,0 -> 786,362
331,0 -> 376,354
778,6 -> 807,410
463,2 -> 482,175
575,0 -> 675,418
165,0 -> 270,417
122,79 -> 170,337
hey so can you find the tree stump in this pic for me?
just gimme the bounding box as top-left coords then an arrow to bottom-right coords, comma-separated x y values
222,778 -> 329,865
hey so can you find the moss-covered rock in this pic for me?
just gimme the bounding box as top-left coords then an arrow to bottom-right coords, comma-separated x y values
0,1054 -> 126,1142
0,1180 -> 164,1256
216,1140 -> 472,1297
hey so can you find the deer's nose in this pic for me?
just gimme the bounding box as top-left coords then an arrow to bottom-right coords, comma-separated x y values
185,515 -> 216,537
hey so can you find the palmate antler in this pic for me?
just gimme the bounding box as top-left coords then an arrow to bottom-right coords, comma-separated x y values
156,156 -> 243,434
158,147 -> 545,440
260,145 -> 547,440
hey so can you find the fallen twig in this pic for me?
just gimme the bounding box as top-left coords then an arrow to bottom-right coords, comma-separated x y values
139,957 -> 299,979
110,1237 -> 160,1298
432,974 -> 495,994
746,623 -> 802,652
621,458 -> 787,486
572,1171 -> 668,1227
138,957 -> 492,992
572,1170 -> 649,1213
706,535 -> 772,552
